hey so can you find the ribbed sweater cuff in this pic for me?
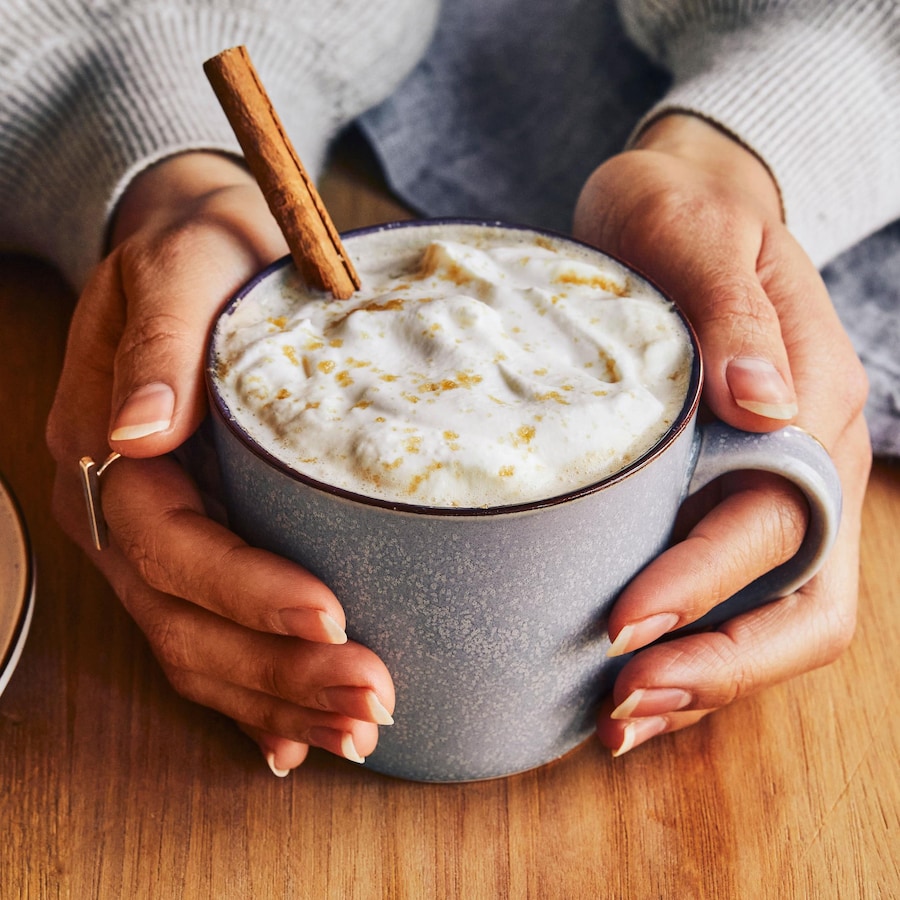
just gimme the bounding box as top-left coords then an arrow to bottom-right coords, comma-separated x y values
627,5 -> 900,268
0,10 -> 340,287
1,2 -> 438,287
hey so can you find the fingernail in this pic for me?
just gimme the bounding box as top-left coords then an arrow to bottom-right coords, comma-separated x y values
611,687 -> 692,720
110,382 -> 175,441
278,608 -> 348,644
362,690 -> 395,726
340,733 -> 366,765
264,750 -> 290,778
317,687 -> 394,725
726,357 -> 798,420
607,613 -> 680,658
309,726 -> 367,763
612,716 -> 668,758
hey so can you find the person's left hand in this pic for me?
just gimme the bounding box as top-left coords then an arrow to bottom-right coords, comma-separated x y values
573,114 -> 871,757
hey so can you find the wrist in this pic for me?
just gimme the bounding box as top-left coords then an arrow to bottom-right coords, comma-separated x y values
109,151 -> 256,247
632,114 -> 783,222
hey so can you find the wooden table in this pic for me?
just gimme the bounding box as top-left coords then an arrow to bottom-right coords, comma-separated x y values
2,149 -> 899,899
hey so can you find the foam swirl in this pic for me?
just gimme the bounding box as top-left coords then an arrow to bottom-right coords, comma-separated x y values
213,224 -> 692,507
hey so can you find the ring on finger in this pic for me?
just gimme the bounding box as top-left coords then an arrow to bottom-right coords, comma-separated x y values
79,452 -> 121,551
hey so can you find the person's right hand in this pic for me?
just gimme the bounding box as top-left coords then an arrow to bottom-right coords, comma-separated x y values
46,151 -> 395,776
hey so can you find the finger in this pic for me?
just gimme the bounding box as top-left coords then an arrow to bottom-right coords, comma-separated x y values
607,471 -> 808,655
628,211 -> 798,431
573,154 -> 798,431
102,455 -> 348,642
600,585 -> 846,758
184,675 -> 378,764
237,723 -> 311,777
596,695 -> 713,757
108,185 -> 286,458
599,418 -> 869,756
56,458 -> 390,764
130,583 -> 394,718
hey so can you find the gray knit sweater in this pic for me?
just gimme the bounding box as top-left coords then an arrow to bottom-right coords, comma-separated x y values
0,0 -> 440,286
2,1 -> 899,452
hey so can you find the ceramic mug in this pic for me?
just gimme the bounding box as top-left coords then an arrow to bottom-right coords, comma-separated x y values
206,220 -> 842,783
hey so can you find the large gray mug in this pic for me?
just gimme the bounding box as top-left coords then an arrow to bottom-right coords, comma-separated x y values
206,220 -> 841,783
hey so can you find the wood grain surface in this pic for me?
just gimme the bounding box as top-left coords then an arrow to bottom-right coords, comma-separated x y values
0,145 -> 897,899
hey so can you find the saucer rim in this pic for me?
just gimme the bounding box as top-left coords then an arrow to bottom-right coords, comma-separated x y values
0,474 -> 34,698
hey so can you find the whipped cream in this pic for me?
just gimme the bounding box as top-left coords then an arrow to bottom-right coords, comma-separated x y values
213,223 -> 692,507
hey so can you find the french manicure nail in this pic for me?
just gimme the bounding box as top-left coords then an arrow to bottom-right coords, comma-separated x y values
309,726 -> 367,763
362,690 -> 395,726
607,612 -> 680,657
278,607 -> 348,644
612,716 -> 668,758
264,750 -> 290,778
317,686 -> 394,725
110,382 -> 175,441
340,733 -> 366,764
611,687 -> 692,720
726,357 -> 798,420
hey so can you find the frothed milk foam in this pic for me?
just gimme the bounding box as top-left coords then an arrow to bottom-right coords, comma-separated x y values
213,223 -> 692,507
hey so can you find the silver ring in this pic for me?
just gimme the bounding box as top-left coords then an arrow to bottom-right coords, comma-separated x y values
78,452 -> 121,550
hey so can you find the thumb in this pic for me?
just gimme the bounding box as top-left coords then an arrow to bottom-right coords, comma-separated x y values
108,215 -> 285,458
574,162 -> 797,434
106,156 -> 288,459
107,238 -> 222,458
661,232 -> 800,432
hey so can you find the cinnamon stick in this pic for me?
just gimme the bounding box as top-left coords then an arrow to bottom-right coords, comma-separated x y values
203,45 -> 360,299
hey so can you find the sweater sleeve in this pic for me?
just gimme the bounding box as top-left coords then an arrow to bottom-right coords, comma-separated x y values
0,0 -> 439,288
616,1 -> 900,269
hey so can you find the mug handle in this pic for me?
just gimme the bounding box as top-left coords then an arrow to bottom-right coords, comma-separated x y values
682,423 -> 842,631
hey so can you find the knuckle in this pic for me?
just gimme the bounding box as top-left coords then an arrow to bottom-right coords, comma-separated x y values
256,703 -> 290,738
622,185 -> 711,253
131,545 -> 166,592
679,532 -> 732,612
641,183 -> 710,231
662,635 -> 750,706
764,481 -> 808,561
115,310 -> 195,373
145,617 -> 194,674
110,489 -> 203,599
697,273 -> 779,341
115,510 -> 171,589
630,178 -> 749,252
122,219 -> 196,279
195,543 -> 250,615
258,650 -> 292,701
706,473 -> 808,581
124,213 -> 229,287
699,634 -> 756,705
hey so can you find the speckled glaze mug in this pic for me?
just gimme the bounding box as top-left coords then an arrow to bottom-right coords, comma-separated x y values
206,221 -> 842,783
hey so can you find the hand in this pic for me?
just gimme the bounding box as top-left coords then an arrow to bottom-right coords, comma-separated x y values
46,152 -> 395,775
573,115 -> 871,756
